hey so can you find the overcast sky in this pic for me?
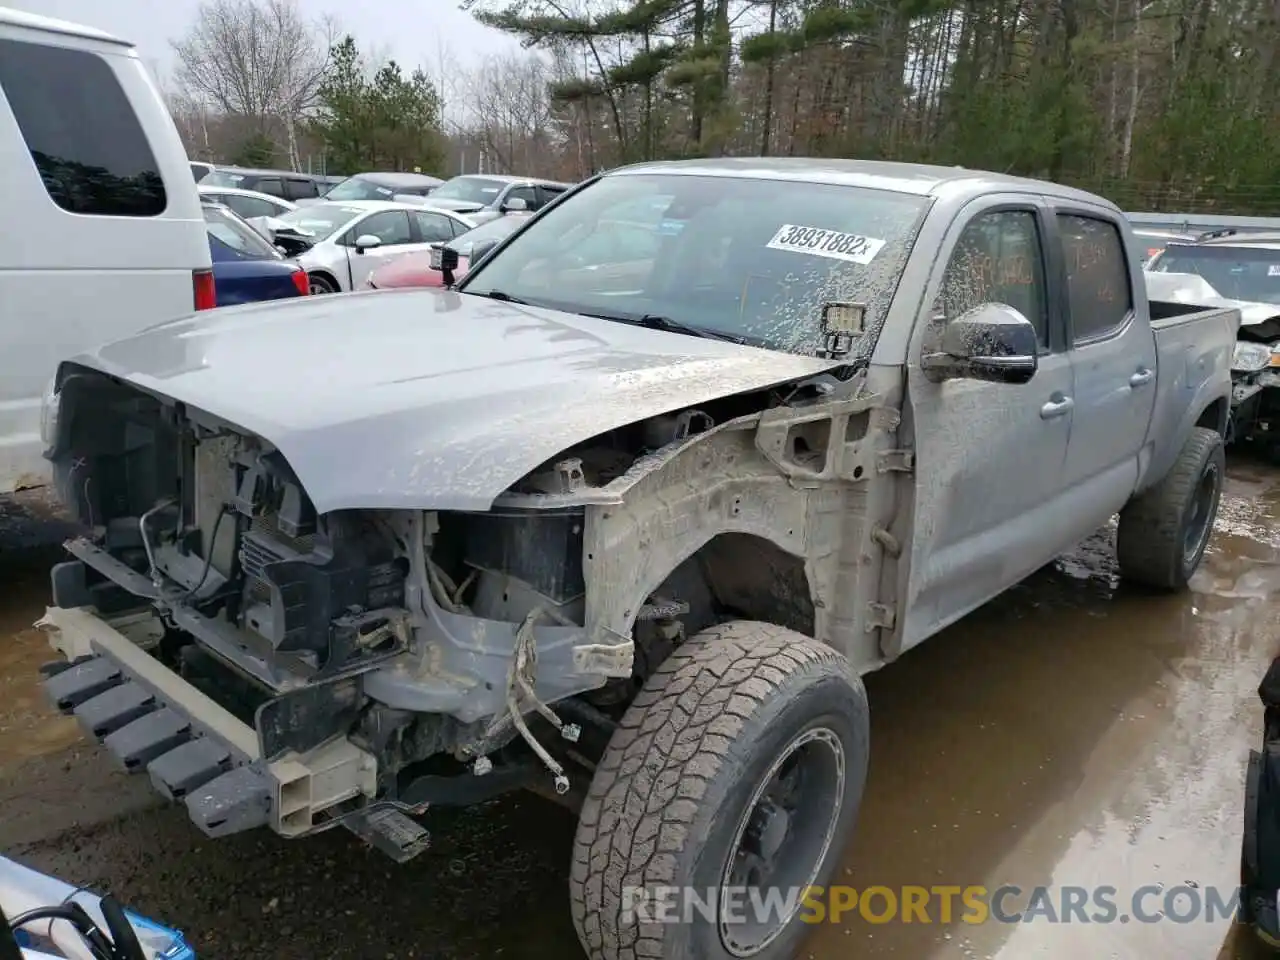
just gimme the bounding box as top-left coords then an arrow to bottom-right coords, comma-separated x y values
8,0 -> 521,82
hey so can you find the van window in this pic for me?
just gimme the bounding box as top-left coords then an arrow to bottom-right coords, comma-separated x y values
0,38 -> 166,217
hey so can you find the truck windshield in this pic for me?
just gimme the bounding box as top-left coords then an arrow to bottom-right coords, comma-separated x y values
1150,243 -> 1280,305
460,172 -> 929,355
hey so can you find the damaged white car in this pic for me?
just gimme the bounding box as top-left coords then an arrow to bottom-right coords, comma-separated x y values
1146,230 -> 1280,450
37,159 -> 1238,960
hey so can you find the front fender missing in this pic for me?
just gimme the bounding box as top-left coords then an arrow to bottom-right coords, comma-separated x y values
581,420 -> 814,646
361,603 -> 623,724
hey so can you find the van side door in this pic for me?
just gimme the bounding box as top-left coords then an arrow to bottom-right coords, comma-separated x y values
1050,206 -> 1158,522
898,195 -> 1075,653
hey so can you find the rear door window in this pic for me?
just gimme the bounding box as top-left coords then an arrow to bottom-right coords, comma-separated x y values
1056,214 -> 1133,342
412,211 -> 457,242
0,38 -> 166,217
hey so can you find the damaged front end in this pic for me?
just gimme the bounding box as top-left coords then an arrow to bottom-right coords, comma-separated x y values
36,350 -> 899,860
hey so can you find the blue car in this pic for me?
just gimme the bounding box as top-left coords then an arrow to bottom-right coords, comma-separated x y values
202,201 -> 308,306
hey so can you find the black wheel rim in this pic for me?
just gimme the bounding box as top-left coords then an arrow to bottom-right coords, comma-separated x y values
1182,460 -> 1220,568
718,726 -> 845,957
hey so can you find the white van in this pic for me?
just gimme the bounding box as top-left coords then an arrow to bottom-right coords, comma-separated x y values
0,7 -> 212,493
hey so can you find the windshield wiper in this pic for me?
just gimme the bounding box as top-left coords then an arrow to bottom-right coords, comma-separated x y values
584,311 -> 748,345
475,290 -> 531,305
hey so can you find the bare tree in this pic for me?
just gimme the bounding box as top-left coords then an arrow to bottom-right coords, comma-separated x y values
462,52 -> 559,175
172,0 -> 335,168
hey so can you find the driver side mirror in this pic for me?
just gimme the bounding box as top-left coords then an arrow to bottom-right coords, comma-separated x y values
354,234 -> 382,254
921,303 -> 1039,385
501,197 -> 528,212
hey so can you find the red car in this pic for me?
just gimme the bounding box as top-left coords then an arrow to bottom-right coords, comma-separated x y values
362,212 -> 532,290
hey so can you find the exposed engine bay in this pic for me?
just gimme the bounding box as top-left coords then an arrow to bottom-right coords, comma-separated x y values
40,360 -> 887,847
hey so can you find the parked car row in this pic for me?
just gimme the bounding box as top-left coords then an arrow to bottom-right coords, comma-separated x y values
197,164 -> 340,200
256,201 -> 479,293
192,160 -> 571,214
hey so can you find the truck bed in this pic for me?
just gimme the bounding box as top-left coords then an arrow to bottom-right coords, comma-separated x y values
1149,298 -> 1225,325
1143,299 -> 1239,489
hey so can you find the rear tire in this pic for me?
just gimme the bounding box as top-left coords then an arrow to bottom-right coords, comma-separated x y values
570,620 -> 870,960
308,273 -> 337,295
1117,426 -> 1224,591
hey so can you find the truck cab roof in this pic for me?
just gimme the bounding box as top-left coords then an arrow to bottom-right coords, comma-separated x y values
609,157 -> 1119,209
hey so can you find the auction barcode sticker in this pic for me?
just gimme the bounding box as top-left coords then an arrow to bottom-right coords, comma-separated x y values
765,224 -> 886,265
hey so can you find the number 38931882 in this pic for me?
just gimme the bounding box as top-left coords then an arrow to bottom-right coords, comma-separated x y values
766,224 -> 886,265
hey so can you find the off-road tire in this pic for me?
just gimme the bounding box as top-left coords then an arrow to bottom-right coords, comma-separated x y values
307,273 -> 338,295
1117,426 -> 1224,591
569,620 -> 870,960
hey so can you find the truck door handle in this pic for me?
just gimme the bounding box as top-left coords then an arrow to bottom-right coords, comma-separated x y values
1040,395 -> 1074,420
1129,368 -> 1154,388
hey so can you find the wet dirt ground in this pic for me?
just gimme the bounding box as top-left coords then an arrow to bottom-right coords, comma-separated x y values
2,465 -> 1279,960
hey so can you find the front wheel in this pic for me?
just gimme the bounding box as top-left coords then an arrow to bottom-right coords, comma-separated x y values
1117,426 -> 1225,590
570,620 -> 870,960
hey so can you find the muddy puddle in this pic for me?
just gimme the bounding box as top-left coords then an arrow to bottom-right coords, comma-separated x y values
0,548 -> 80,765
2,460 -> 1279,958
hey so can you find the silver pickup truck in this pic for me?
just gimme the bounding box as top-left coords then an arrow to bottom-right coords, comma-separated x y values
36,159 -> 1237,960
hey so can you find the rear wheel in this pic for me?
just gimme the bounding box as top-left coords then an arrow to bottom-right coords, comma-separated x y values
570,620 -> 870,960
308,273 -> 337,295
1117,426 -> 1224,590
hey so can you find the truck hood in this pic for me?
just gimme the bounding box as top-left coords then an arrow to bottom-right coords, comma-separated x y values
1145,270 -> 1280,327
66,289 -> 839,513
